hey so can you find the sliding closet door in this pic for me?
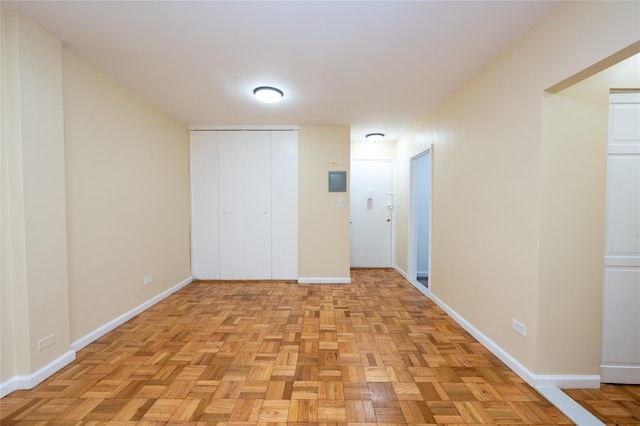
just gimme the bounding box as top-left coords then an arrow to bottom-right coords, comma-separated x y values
218,131 -> 246,279
218,131 -> 271,279
191,129 -> 298,281
244,132 -> 272,279
271,131 -> 298,279
190,131 -> 219,279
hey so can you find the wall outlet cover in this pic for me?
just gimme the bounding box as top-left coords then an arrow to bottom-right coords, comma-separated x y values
512,319 -> 526,337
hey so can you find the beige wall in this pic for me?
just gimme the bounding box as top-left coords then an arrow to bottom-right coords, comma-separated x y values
1,10 -> 71,380
1,10 -> 192,388
394,1 -> 640,375
1,9 -> 31,382
63,51 -> 192,341
537,54 -> 640,374
299,125 -> 351,280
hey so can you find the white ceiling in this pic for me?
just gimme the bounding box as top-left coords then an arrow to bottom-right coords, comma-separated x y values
3,1 -> 557,142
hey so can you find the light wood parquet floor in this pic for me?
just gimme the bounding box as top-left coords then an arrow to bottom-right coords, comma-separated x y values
565,386 -> 640,425
1,268 -> 637,425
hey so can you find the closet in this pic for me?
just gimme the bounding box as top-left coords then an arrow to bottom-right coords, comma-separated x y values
190,130 -> 298,280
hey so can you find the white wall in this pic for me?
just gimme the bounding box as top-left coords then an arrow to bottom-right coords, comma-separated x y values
351,139 -> 396,161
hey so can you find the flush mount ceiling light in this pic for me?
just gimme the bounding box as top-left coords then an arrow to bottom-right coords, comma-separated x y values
253,86 -> 283,103
366,132 -> 385,142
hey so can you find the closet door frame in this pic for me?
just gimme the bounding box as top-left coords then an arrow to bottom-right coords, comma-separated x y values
190,127 -> 299,281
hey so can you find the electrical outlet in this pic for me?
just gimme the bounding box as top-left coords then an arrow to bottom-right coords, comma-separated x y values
512,319 -> 526,337
144,275 -> 153,285
38,334 -> 55,351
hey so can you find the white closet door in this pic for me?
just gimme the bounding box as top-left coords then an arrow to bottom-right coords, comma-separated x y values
219,131 -> 249,279
194,130 -> 297,281
271,131 -> 298,280
244,131 -> 272,279
190,131 -> 219,279
219,131 -> 272,279
601,92 -> 640,384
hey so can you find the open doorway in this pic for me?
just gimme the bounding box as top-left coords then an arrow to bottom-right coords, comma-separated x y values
408,148 -> 432,293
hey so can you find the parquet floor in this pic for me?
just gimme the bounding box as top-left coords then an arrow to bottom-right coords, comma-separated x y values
565,385 -> 640,425
0,268 -> 636,425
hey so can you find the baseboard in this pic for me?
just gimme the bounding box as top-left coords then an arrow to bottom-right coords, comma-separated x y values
600,365 -> 640,385
0,350 -> 75,399
427,291 -> 601,389
394,266 -> 429,297
535,375 -> 602,389
410,280 -> 430,297
536,386 -> 605,426
297,277 -> 351,284
71,276 -> 193,351
393,265 -> 409,280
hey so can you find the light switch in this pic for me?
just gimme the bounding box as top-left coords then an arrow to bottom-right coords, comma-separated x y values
337,198 -> 343,208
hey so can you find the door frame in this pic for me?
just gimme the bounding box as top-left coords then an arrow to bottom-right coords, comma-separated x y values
408,146 -> 433,296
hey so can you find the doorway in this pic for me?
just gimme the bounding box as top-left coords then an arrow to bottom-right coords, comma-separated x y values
408,148 -> 432,293
349,160 -> 394,268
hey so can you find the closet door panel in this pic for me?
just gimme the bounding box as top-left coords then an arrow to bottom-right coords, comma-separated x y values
190,131 -> 219,279
218,131 -> 247,279
271,131 -> 298,280
244,131 -> 272,279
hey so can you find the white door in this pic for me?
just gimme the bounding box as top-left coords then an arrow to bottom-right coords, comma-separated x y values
192,130 -> 298,281
243,132 -> 272,280
219,131 -> 271,280
190,131 -> 220,279
601,92 -> 640,385
271,131 -> 299,280
350,160 -> 393,267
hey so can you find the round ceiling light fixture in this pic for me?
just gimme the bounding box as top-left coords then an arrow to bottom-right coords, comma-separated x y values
253,86 -> 284,103
366,132 -> 385,142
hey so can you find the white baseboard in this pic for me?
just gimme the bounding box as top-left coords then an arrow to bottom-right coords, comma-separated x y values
427,292 -> 536,385
427,291 -> 601,389
427,291 -> 604,424
71,276 -> 193,351
535,375 -> 602,389
1,277 -> 194,399
0,350 -> 75,399
395,266 -> 430,297
297,277 -> 351,284
600,365 -> 640,385
393,265 -> 409,280
411,280 -> 430,297
536,386 -> 605,426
